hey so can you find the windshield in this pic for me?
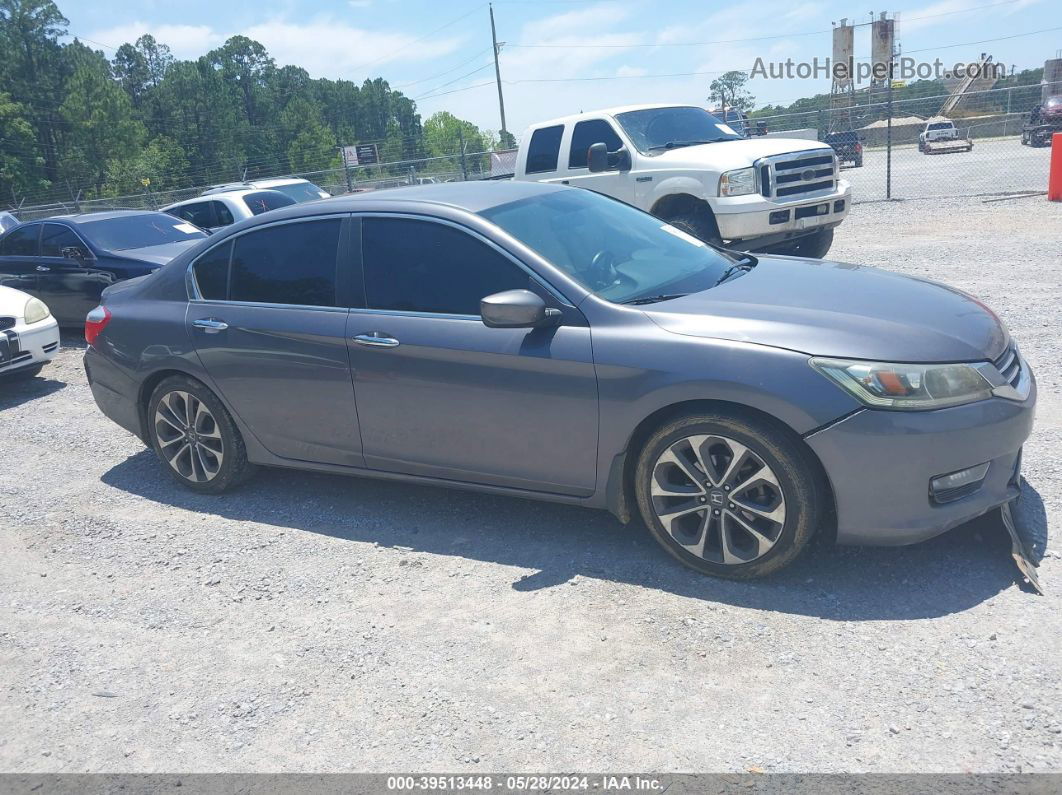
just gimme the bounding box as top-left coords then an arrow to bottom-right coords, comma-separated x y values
80,213 -> 207,250
267,182 -> 329,202
479,188 -> 739,304
615,106 -> 743,153
241,191 -> 297,215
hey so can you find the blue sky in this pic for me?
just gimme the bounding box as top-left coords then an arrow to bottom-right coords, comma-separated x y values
65,0 -> 1057,138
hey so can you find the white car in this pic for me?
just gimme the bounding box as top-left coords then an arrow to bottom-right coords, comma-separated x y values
0,211 -> 19,234
161,189 -> 297,233
202,177 -> 331,203
0,285 -> 60,379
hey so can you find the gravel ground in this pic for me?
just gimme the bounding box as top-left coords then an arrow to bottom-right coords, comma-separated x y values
1,195 -> 1060,774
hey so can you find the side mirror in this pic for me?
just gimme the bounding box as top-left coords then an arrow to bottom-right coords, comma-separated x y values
609,146 -> 632,171
481,289 -> 561,329
587,142 -> 609,172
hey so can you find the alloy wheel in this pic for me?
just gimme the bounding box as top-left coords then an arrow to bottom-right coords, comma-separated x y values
650,434 -> 786,565
153,390 -> 225,482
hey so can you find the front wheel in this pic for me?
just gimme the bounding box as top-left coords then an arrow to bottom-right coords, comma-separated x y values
634,412 -> 825,579
147,375 -> 255,493
664,208 -> 722,248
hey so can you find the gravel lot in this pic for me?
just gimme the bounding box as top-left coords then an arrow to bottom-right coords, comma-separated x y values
1,194 -> 1060,774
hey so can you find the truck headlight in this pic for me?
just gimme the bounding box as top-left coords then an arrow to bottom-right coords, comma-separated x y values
24,297 -> 50,324
719,167 -> 757,197
810,358 -> 994,410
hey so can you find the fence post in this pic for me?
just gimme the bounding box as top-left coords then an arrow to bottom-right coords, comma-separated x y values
340,147 -> 354,194
885,77 -> 893,200
459,130 -> 469,182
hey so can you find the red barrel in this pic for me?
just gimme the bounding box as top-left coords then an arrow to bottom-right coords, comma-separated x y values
1050,133 -> 1062,202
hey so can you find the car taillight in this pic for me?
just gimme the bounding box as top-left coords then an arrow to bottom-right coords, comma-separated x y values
856,143 -> 862,153
85,305 -> 111,346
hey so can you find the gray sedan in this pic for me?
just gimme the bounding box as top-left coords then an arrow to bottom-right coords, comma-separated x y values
83,182 -> 1035,579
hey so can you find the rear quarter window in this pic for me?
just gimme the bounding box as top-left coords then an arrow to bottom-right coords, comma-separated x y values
525,125 -> 564,174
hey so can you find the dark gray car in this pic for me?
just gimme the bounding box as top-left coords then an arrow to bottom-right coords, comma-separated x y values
83,182 -> 1035,579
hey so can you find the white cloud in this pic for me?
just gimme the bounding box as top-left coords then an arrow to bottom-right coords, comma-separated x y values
85,16 -> 463,78
615,65 -> 648,78
85,22 -> 223,58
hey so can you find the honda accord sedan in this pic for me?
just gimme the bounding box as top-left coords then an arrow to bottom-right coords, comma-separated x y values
0,210 -> 208,326
83,182 -> 1035,579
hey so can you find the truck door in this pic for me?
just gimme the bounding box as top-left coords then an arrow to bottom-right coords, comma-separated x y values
560,119 -> 637,205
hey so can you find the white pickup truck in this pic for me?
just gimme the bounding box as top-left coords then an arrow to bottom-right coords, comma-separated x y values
512,104 -> 851,258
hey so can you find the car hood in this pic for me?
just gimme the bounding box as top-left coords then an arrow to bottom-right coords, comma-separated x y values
111,239 -> 201,266
648,137 -> 833,170
643,256 -> 1008,362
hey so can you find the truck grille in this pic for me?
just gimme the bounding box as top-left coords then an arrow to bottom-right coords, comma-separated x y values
994,344 -> 1022,387
757,150 -> 838,202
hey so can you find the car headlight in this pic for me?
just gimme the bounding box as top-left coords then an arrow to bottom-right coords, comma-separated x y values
810,358 -> 994,410
719,167 -> 757,197
24,297 -> 50,324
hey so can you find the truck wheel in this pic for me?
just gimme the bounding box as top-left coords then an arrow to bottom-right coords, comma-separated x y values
666,209 -> 722,247
854,155 -> 863,168
772,228 -> 834,259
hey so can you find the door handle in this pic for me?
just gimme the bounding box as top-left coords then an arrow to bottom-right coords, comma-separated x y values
192,318 -> 228,333
35,265 -> 51,272
353,332 -> 400,348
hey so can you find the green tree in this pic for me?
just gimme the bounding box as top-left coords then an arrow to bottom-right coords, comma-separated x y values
0,91 -> 47,201
287,121 -> 337,173
59,51 -> 145,195
103,135 -> 189,197
708,71 -> 754,113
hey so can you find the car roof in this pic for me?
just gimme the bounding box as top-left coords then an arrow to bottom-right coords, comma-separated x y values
222,180 -> 567,223
32,210 -> 159,224
202,177 -> 311,195
528,103 -> 702,130
162,189 -> 289,211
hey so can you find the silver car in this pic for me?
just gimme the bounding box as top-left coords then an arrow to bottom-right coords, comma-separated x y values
83,182 -> 1035,579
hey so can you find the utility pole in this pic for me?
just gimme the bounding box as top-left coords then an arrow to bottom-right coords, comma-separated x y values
489,3 -> 509,143
340,146 -> 354,194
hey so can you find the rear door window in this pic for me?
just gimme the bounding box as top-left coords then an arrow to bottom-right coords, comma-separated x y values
229,219 -> 341,306
568,120 -> 624,169
525,125 -> 564,174
0,224 -> 39,256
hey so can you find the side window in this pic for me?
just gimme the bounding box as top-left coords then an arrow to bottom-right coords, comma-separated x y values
525,125 -> 564,174
230,219 -> 341,306
242,191 -> 296,216
362,218 -> 532,316
213,201 -> 235,227
193,241 -> 232,300
0,225 -> 39,256
568,120 -> 623,168
172,202 -> 215,229
41,224 -> 86,258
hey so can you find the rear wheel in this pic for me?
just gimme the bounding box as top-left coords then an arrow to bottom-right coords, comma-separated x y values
147,375 -> 255,493
634,411 -> 824,579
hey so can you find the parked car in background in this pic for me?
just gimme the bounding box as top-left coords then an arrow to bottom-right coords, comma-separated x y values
512,104 -> 850,258
202,177 -> 330,203
708,107 -> 767,138
917,118 -> 973,154
1021,96 -> 1062,147
823,130 -> 863,168
0,285 -> 59,379
84,182 -> 1033,580
0,210 -> 208,326
162,189 -> 297,233
0,212 -> 19,234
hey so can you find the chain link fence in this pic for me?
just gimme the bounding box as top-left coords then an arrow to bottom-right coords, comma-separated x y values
8,85 -> 1057,221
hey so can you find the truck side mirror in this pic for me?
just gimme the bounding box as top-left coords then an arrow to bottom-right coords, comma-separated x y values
609,146 -> 632,171
587,143 -> 609,172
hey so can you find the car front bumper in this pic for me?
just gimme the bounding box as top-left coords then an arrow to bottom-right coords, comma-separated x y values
0,316 -> 60,375
805,362 -> 1036,546
712,180 -> 852,243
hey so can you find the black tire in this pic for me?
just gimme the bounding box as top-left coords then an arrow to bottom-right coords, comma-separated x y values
146,374 -> 255,493
771,227 -> 834,259
2,364 -> 44,380
634,411 -> 825,579
854,155 -> 863,168
665,207 -> 723,247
